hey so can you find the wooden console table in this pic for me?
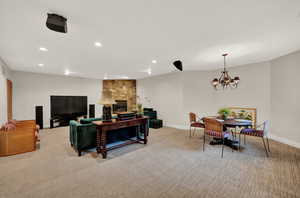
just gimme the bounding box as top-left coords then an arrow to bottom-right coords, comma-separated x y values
92,117 -> 149,159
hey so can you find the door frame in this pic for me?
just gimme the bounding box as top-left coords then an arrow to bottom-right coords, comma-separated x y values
7,79 -> 12,120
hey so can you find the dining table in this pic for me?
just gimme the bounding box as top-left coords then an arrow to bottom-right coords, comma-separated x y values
205,117 -> 253,150
223,119 -> 253,128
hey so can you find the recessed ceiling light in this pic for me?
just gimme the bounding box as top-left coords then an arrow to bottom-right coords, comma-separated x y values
148,68 -> 152,75
94,42 -> 102,47
64,70 -> 70,76
152,60 -> 157,64
38,63 -> 44,67
39,47 -> 48,51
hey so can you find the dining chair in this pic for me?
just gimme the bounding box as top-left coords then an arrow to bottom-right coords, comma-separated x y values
189,112 -> 204,138
239,120 -> 270,157
203,118 -> 229,158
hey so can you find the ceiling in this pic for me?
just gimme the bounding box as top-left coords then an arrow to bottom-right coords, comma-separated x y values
1,0 -> 300,79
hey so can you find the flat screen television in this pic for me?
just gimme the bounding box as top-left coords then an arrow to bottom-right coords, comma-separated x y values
50,96 -> 87,118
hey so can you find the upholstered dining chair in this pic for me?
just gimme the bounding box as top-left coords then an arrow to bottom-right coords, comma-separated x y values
189,112 -> 204,138
239,120 -> 270,157
203,118 -> 230,158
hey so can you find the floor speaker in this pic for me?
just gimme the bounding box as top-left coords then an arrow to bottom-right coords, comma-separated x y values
35,106 -> 43,129
89,104 -> 95,118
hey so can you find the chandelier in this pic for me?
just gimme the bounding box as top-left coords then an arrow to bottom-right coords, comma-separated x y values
211,53 -> 240,90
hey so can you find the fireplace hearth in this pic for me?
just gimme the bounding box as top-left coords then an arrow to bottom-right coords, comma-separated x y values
113,100 -> 127,113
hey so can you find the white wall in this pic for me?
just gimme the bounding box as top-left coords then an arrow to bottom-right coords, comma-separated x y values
137,73 -> 184,127
12,71 -> 102,128
270,51 -> 300,147
138,51 -> 300,148
138,62 -> 271,128
0,59 -> 12,124
181,70 -> 216,125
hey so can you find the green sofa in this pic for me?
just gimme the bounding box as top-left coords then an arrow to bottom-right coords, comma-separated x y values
69,120 -> 97,156
69,117 -> 138,156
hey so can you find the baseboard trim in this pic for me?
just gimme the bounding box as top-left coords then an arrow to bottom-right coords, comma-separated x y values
165,124 -> 189,130
269,134 -> 300,149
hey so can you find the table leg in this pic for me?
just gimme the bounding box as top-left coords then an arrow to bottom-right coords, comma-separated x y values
231,128 -> 235,141
101,129 -> 107,158
210,138 -> 238,150
239,133 -> 241,150
234,126 -> 237,140
136,125 -> 140,140
97,128 -> 107,159
144,122 -> 148,144
146,121 -> 149,136
96,128 -> 101,154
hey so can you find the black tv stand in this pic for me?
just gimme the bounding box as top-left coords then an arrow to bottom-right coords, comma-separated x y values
50,115 -> 87,128
50,117 -> 67,128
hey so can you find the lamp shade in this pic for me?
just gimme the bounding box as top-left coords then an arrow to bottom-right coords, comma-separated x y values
98,89 -> 116,105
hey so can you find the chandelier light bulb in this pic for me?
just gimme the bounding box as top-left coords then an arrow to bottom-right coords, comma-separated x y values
234,76 -> 240,83
224,77 -> 230,83
212,78 -> 219,85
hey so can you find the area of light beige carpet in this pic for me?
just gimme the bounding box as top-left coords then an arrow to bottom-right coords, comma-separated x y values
0,127 -> 299,198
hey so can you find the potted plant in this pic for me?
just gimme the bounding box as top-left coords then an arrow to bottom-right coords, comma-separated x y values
218,108 -> 231,120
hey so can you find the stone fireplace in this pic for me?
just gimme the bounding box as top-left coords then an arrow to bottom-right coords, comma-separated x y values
102,80 -> 136,112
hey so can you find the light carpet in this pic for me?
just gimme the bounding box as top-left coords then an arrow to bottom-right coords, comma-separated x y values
0,127 -> 299,198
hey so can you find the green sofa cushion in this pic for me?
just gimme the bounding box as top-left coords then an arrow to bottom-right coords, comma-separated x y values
80,118 -> 102,124
80,116 -> 118,124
